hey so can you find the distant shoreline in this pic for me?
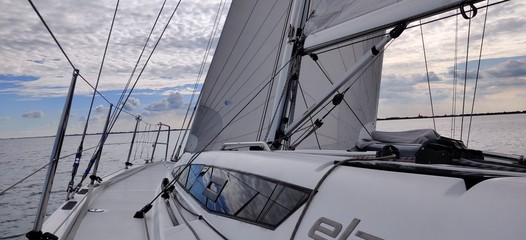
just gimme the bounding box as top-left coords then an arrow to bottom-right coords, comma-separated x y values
377,110 -> 526,121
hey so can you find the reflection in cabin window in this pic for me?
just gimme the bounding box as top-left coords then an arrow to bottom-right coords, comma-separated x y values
172,164 -> 311,228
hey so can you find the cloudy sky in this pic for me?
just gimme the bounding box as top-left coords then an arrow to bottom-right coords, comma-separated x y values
379,0 -> 526,118
0,0 -> 227,138
0,0 -> 525,138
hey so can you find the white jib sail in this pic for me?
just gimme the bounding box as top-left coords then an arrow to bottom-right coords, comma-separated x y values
186,0 -> 291,152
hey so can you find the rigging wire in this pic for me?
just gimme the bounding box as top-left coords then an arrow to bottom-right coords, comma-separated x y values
27,0 -> 76,70
419,20 -> 437,131
0,144 -> 99,196
296,81 -> 322,149
460,13 -> 474,142
66,0 -> 121,197
27,0 -> 141,122
467,0 -> 491,146
83,0 -> 121,144
0,161 -> 54,196
451,12 -> 460,138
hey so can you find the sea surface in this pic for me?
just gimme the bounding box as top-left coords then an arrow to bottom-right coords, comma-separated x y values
376,113 -> 526,155
1,114 -> 525,239
0,131 -> 178,239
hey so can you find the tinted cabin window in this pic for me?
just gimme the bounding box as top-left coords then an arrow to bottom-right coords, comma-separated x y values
173,164 -> 311,228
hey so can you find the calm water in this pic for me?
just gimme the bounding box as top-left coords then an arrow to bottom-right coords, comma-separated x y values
1,114 -> 525,238
377,113 -> 526,155
0,131 -> 178,239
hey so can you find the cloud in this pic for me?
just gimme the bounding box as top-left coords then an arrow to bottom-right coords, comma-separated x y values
145,92 -> 184,112
485,59 -> 526,78
95,105 -> 106,113
22,111 -> 44,118
0,116 -> 10,121
124,97 -> 140,111
0,0 -> 225,99
0,74 -> 39,81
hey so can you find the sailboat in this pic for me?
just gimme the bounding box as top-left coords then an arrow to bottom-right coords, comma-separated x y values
26,0 -> 526,239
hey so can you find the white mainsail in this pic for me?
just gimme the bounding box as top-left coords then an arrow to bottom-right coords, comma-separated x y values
288,34 -> 383,150
304,0 -> 483,52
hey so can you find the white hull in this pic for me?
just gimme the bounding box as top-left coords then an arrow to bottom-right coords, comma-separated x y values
42,150 -> 526,239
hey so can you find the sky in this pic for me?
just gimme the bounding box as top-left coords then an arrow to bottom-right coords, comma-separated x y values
0,0 -> 227,138
0,0 -> 525,138
379,0 -> 526,118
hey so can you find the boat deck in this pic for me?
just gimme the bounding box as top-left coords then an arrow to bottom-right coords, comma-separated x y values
73,162 -> 171,240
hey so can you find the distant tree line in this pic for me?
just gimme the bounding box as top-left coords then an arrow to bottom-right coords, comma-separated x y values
378,110 -> 526,121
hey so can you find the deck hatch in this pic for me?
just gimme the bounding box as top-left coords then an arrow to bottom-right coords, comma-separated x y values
61,201 -> 77,210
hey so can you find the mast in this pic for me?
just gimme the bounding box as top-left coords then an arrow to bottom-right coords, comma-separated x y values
267,0 -> 308,149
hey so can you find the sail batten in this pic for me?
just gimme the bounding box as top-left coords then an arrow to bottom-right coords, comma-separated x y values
304,0 -> 483,52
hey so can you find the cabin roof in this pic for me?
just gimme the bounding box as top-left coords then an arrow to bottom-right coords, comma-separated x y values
178,150 -> 375,188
